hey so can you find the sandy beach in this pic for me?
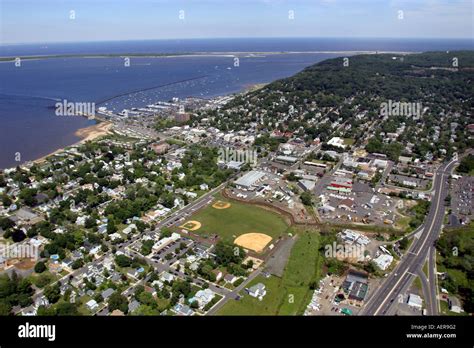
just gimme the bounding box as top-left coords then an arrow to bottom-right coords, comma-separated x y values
74,121 -> 113,142
242,83 -> 269,93
33,121 -> 113,164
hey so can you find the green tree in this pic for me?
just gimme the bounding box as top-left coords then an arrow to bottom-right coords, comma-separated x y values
55,302 -> 79,316
0,301 -> 12,315
108,292 -> 128,313
300,191 -> 313,206
107,219 -> 117,234
34,261 -> 47,273
115,255 -> 132,268
44,283 -> 61,304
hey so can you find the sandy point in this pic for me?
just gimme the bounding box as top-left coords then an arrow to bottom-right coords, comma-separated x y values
75,121 -> 113,142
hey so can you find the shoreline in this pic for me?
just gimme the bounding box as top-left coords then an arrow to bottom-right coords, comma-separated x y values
0,47 -> 445,170
243,83 -> 268,92
5,79 -> 263,170
0,50 -> 420,62
32,120 -> 113,165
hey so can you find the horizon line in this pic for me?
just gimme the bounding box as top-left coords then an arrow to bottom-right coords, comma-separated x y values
1,36 -> 473,46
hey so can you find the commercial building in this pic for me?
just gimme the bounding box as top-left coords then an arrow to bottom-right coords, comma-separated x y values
298,179 -> 316,192
373,254 -> 394,271
234,170 -> 266,190
339,229 -> 370,246
407,294 -> 423,310
342,270 -> 369,302
275,155 -> 298,165
327,177 -> 353,193
152,233 -> 181,253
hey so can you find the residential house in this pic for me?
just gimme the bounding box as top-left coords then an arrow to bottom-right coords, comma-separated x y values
247,283 -> 267,299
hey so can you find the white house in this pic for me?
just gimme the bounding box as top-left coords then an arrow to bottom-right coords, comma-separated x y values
160,271 -> 175,283
189,289 -> 215,308
86,299 -> 99,311
122,224 -> 137,235
247,283 -> 267,299
224,274 -> 238,284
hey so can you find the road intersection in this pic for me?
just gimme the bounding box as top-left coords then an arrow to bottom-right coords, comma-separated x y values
362,158 -> 458,315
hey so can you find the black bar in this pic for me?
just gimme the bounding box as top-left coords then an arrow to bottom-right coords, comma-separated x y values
0,316 -> 471,347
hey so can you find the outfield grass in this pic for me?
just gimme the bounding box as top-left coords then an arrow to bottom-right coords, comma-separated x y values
218,231 -> 322,315
188,196 -> 289,242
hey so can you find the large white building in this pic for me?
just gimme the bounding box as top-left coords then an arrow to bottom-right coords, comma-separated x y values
373,254 -> 394,271
234,170 -> 266,190
327,137 -> 346,149
407,294 -> 423,310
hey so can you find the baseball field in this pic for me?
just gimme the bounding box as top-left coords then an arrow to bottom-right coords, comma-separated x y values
181,196 -> 289,251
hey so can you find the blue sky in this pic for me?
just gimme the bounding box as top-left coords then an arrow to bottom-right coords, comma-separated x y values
1,0 -> 472,43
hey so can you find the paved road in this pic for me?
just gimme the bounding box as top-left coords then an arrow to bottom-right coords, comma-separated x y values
362,158 -> 458,315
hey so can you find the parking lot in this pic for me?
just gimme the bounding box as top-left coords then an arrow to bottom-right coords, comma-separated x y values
451,176 -> 473,224
319,181 -> 402,226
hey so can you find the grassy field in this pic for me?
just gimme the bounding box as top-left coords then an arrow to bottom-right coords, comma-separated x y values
218,275 -> 283,315
218,230 -> 322,315
413,276 -> 422,290
187,196 -> 289,243
278,231 -> 322,315
343,138 -> 355,146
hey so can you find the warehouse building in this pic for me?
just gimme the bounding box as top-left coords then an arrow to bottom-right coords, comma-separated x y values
234,170 -> 266,190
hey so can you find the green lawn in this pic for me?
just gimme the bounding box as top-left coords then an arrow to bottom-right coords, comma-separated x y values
343,138 -> 355,146
413,276 -> 422,291
218,231 -> 322,315
29,271 -> 58,289
187,196 -> 289,243
217,275 -> 283,315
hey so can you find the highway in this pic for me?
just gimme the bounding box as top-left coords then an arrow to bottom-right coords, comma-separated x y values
362,158 -> 458,315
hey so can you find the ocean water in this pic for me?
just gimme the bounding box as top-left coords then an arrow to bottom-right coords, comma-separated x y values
0,38 -> 473,169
